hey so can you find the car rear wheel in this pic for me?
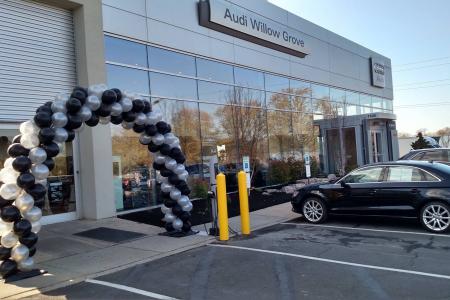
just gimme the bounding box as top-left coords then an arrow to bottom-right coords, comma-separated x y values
302,197 -> 328,224
420,202 -> 450,233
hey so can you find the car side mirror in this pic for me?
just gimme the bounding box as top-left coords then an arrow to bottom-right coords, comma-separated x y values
340,181 -> 350,188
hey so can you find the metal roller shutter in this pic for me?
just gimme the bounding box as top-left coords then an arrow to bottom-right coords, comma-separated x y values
0,0 -> 76,122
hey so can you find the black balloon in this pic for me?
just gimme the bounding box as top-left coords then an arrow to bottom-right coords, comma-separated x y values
65,113 -> 83,130
42,142 -> 59,158
133,123 -> 145,133
148,142 -> 161,153
66,130 -> 76,142
44,101 -> 53,108
131,99 -> 144,113
26,183 -> 47,199
36,105 -> 52,115
176,181 -> 188,191
168,174 -> 181,185
145,124 -> 157,136
12,156 -> 32,173
181,186 -> 191,196
110,115 -> 123,125
1,205 -> 21,223
165,223 -> 175,232
0,195 -> 13,209
7,143 -> 29,157
73,86 -> 88,98
13,219 -> 32,237
122,111 -> 136,122
111,88 -> 122,101
39,127 -> 56,145
0,247 -> 11,260
96,104 -> 111,117
34,112 -> 52,128
179,212 -> 191,222
17,173 -> 35,189
156,121 -> 170,134
34,197 -> 45,209
71,89 -> 87,104
171,205 -> 183,216
163,198 -> 177,208
102,90 -> 117,105
161,191 -> 171,199
159,144 -> 171,156
12,134 -> 21,143
29,245 -> 36,257
19,232 -> 38,247
66,97 -> 82,113
143,101 -> 151,113
153,162 -> 165,171
182,220 -> 192,232
85,113 -> 99,127
43,158 -> 55,171
160,169 -> 174,178
175,154 -> 186,164
169,148 -> 182,159
0,260 -> 18,278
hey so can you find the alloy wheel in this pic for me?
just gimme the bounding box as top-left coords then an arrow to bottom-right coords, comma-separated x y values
422,204 -> 450,232
303,199 -> 324,222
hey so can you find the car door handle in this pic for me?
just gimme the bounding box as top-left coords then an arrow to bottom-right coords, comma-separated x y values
410,188 -> 419,194
368,189 -> 377,195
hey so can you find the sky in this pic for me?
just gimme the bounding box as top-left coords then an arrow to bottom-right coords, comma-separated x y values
268,0 -> 450,135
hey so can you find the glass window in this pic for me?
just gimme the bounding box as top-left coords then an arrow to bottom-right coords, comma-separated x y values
342,167 -> 384,183
104,36 -> 148,68
346,104 -> 361,116
232,87 -> 265,107
266,92 -> 290,110
291,96 -> 312,113
384,99 -> 393,111
330,88 -> 346,103
360,105 -> 372,114
418,150 -> 444,161
150,72 -> 197,100
265,74 -> 289,93
346,92 -> 360,105
372,97 -> 384,109
196,58 -> 234,84
107,64 -> 150,95
292,113 -> 317,161
234,67 -> 264,90
290,80 -> 311,97
198,81 -> 234,104
311,84 -> 329,100
148,46 -> 196,76
360,94 -> 372,107
386,166 -> 438,182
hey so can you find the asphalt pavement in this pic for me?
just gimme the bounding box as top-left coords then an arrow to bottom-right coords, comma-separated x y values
27,215 -> 450,300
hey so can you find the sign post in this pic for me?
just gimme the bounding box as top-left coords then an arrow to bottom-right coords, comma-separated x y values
304,153 -> 311,183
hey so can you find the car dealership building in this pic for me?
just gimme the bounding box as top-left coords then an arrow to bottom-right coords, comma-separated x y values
0,0 -> 396,224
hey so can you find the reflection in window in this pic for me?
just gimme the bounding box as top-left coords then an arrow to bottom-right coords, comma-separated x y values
291,96 -> 312,113
346,103 -> 361,116
360,94 -> 372,107
234,67 -> 264,90
372,97 -> 383,109
264,74 -> 289,93
198,81 -> 234,104
196,58 -> 234,83
104,36 -> 148,68
268,110 -> 293,160
361,105 -> 372,114
266,92 -> 290,110
150,72 -> 197,100
231,87 -> 264,107
106,64 -> 149,95
313,99 -> 343,116
346,92 -> 360,105
311,84 -> 330,100
384,99 -> 393,111
148,46 -> 196,76
290,80 -> 311,97
330,88 -> 346,103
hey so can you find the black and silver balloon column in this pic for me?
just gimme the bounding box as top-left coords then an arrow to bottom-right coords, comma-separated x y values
0,85 -> 193,279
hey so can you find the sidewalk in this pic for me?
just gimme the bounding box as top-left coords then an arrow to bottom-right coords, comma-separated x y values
1,202 -> 298,299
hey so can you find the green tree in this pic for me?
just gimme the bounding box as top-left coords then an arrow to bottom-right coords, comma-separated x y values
411,132 -> 432,150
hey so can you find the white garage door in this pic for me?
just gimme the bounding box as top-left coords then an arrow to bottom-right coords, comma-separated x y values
0,0 -> 77,122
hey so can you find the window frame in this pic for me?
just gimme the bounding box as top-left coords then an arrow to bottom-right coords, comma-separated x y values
338,166 -> 385,184
384,165 -> 441,183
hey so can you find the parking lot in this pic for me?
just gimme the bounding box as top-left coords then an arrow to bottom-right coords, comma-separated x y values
31,215 -> 450,300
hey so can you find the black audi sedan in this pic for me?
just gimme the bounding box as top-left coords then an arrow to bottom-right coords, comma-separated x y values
291,161 -> 450,233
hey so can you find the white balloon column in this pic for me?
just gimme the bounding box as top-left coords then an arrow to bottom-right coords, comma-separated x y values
0,85 -> 193,279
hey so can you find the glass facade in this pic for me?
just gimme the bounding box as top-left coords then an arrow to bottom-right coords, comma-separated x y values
104,35 -> 394,210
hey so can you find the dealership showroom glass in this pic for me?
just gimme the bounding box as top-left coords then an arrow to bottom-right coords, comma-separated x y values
0,0 -> 396,225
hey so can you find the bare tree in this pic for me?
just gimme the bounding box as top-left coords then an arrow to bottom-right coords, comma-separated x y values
436,127 -> 450,147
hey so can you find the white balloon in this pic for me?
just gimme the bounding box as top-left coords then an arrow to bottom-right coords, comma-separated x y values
163,212 -> 176,223
182,201 -> 193,212
173,164 -> 186,175
122,121 -> 134,130
99,116 -> 111,124
161,183 -> 174,193
55,93 -> 70,102
15,193 -> 34,213
157,176 -> 168,184
19,120 -> 39,135
165,158 -> 177,171
120,98 -> 133,113
88,84 -> 103,98
23,207 -> 42,223
146,112 -> 159,125
139,134 -> 152,145
31,221 -> 42,234
11,244 -> 29,263
0,220 -> 13,236
78,105 -> 92,122
172,218 -> 183,230
53,127 -> 69,143
0,183 -> 21,200
178,170 -> 189,181
160,205 -> 171,214
21,133 -> 40,149
152,134 -> 164,146
85,95 -> 101,111
177,195 -> 190,207
164,133 -> 177,145
135,113 -> 147,125
153,110 -> 163,123
29,147 -> 47,164
31,164 -> 49,180
154,155 -> 166,165
51,112 -> 68,128
1,231 -> 18,248
51,100 -> 67,114
3,157 -> 14,169
98,83 -> 108,92
18,257 -> 34,271
170,189 -> 182,201
0,168 -> 19,184
110,102 -> 123,116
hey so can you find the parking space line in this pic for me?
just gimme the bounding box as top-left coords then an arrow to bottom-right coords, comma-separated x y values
208,244 -> 450,280
85,279 -> 180,300
281,222 -> 450,238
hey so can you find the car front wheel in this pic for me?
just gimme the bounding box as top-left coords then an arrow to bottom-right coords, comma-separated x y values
420,202 -> 450,233
301,197 -> 328,224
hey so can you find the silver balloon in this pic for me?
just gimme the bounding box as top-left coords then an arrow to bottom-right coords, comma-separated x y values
51,100 -> 67,114
135,113 -> 147,125
15,193 -> 34,213
53,127 -> 69,143
172,218 -> 183,230
122,121 -> 134,130
78,105 -> 92,122
161,183 -> 174,193
170,189 -> 182,201
160,205 -> 171,214
11,244 -> 29,263
153,110 -> 163,123
120,98 -> 133,112
1,231 -> 18,248
110,102 -> 123,116
139,133 -> 152,145
23,207 -> 42,223
51,112 -> 68,128
31,221 -> 42,234
0,220 -> 13,236
152,134 -> 165,145
0,168 -> 19,184
177,195 -> 190,207
19,120 -> 39,135
165,158 -> 177,171
163,212 -> 176,223
18,257 -> 34,271
173,164 -> 186,175
98,83 -> 108,92
88,84 -> 104,98
182,201 -> 193,212
29,147 -> 47,164
21,133 -> 40,149
55,93 -> 70,102
35,179 -> 47,186
3,157 -> 14,169
178,170 -> 189,181
146,111 -> 159,125
99,116 -> 111,124
157,175 -> 168,184
164,133 -> 177,145
0,183 -> 21,200
85,95 -> 101,111
31,164 -> 49,180
154,154 -> 166,165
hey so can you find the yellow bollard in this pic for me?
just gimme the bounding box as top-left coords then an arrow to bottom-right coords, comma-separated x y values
238,171 -> 251,235
216,173 -> 229,241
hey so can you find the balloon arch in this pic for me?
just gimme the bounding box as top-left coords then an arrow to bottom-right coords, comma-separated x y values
0,85 -> 193,279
